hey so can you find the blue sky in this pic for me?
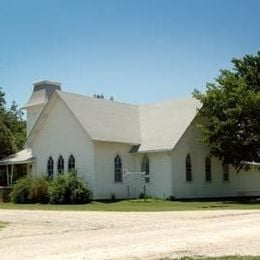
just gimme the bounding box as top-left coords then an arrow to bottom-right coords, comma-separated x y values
0,0 -> 259,107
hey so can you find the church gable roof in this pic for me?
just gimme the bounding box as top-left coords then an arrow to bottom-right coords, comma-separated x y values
57,91 -> 201,152
138,97 -> 201,152
57,91 -> 141,145
27,90 -> 201,152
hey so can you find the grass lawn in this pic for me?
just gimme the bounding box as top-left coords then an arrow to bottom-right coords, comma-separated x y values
0,198 -> 260,211
168,256 -> 260,260
0,221 -> 7,230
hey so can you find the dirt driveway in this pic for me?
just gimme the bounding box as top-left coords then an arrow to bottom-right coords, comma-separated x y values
0,209 -> 260,259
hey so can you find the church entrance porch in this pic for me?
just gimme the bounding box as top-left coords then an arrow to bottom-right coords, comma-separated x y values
0,149 -> 35,201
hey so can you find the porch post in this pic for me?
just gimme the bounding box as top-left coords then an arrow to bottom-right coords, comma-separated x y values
6,165 -> 9,187
10,164 -> 14,186
26,164 -> 29,176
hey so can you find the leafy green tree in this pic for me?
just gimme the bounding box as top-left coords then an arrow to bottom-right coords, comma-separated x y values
194,51 -> 260,170
0,88 -> 26,159
5,101 -> 26,151
0,88 -> 6,122
0,121 -> 15,158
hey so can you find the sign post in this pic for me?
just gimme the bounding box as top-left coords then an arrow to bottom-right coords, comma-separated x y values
123,170 -> 146,200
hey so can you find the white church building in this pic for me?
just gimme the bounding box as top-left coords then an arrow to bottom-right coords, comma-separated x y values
1,81 -> 260,199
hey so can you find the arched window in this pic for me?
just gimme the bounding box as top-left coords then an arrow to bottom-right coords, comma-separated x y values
68,155 -> 75,171
223,163 -> 229,182
205,157 -> 211,182
186,154 -> 192,182
141,155 -> 150,183
47,156 -> 54,177
114,155 -> 122,182
57,155 -> 64,174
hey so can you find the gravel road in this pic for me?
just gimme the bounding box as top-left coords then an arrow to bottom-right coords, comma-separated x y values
0,209 -> 260,259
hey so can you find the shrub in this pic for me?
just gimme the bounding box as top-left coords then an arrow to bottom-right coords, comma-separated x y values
139,192 -> 151,200
111,193 -> 116,201
48,174 -> 66,204
30,176 -> 49,203
10,176 -> 49,203
48,171 -> 92,204
10,177 -> 33,203
10,172 -> 92,204
167,195 -> 175,201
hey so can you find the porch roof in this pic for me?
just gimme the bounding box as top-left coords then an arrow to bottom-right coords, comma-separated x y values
241,161 -> 260,167
0,149 -> 35,166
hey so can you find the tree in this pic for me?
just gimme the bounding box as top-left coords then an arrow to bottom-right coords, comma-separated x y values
0,121 -> 15,158
193,51 -> 260,170
0,88 -> 26,159
5,101 -> 26,151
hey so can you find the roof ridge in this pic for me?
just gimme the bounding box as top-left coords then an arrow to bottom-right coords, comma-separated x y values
58,90 -> 138,107
58,90 -> 199,107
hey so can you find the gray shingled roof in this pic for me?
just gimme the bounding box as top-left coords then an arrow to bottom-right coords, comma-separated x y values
56,91 -> 201,152
58,91 -> 141,145
138,97 -> 201,152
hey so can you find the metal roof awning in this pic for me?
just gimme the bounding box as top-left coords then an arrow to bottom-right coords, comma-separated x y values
241,161 -> 260,167
0,149 -> 35,166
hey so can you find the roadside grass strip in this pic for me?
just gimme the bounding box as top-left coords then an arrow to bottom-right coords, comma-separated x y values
0,198 -> 260,211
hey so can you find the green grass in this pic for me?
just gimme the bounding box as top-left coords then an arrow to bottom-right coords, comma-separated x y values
167,256 -> 260,260
0,198 -> 260,212
0,221 -> 7,230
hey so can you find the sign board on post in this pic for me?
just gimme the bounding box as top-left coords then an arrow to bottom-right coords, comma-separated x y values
123,169 -> 146,199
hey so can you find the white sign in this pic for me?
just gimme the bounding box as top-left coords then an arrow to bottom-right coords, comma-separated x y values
123,170 -> 146,184
123,170 -> 147,198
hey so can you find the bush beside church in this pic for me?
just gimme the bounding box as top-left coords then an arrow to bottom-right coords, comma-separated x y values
10,171 -> 93,204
